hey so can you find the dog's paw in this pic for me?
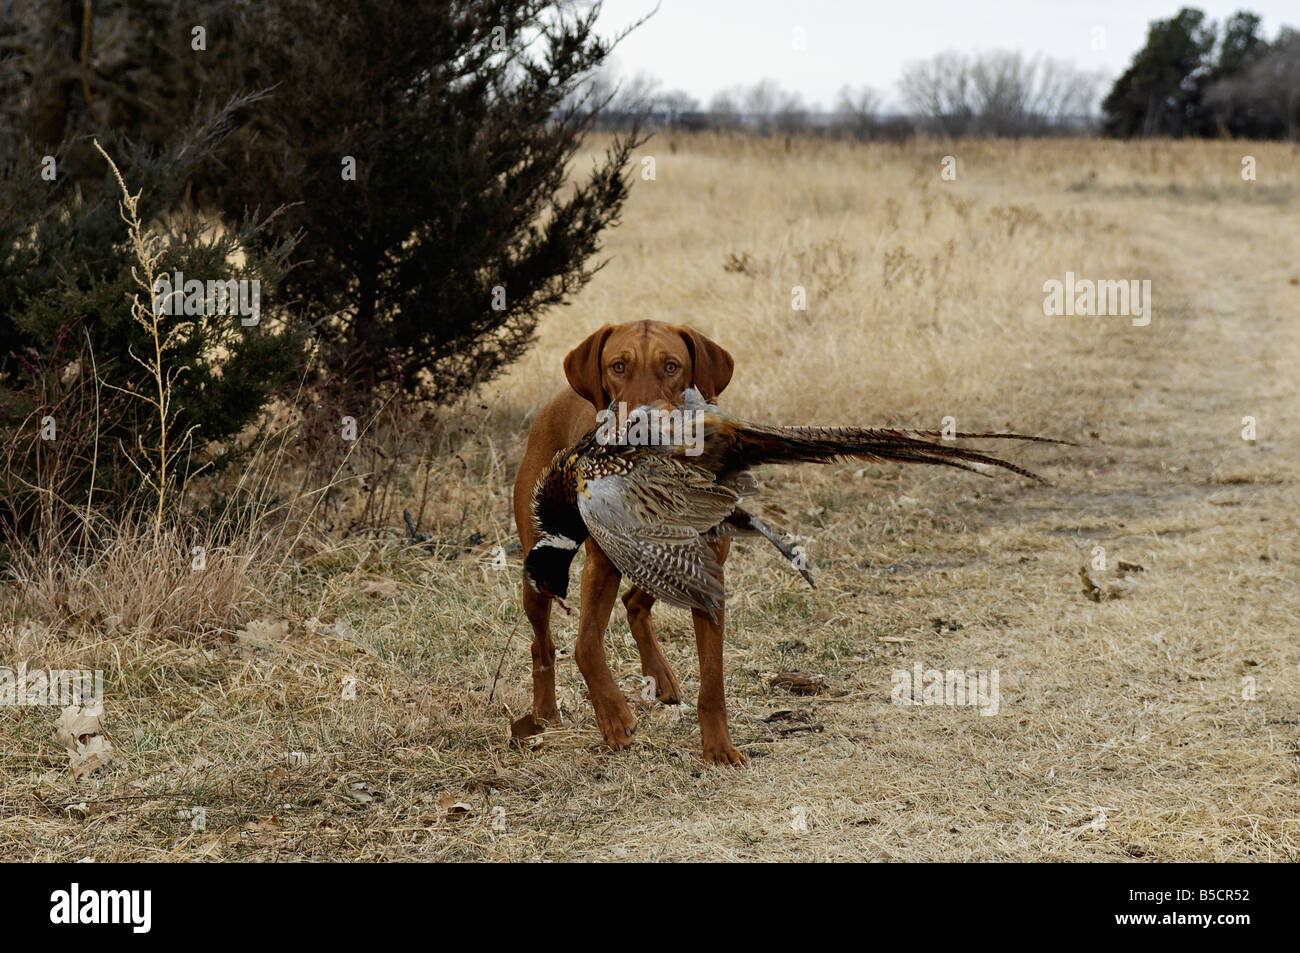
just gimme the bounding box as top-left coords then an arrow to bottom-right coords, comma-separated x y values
593,700 -> 638,750
702,741 -> 748,767
641,661 -> 682,705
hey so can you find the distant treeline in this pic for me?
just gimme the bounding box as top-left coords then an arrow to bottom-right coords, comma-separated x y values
589,6 -> 1299,141
592,109 -> 1096,142
585,57 -> 1103,141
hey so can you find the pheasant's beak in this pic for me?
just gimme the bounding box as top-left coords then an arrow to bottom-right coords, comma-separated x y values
537,583 -> 572,614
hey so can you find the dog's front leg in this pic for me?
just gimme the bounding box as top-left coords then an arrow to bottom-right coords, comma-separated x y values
574,542 -> 638,749
521,581 -> 560,724
693,539 -> 745,766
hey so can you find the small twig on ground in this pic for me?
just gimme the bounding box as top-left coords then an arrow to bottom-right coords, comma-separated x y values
402,508 -> 428,542
487,614 -> 525,705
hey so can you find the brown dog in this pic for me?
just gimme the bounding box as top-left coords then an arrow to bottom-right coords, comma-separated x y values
511,320 -> 746,764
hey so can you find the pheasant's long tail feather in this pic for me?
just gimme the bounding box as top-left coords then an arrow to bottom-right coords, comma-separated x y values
896,430 -> 1071,446
725,424 -> 1057,482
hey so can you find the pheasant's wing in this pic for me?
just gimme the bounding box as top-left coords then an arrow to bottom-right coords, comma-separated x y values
589,524 -> 726,618
578,455 -> 738,618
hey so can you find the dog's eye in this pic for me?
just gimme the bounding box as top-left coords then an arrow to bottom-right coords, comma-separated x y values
664,361 -> 679,374
611,361 -> 626,374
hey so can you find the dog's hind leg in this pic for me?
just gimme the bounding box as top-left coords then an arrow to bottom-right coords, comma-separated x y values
622,587 -> 682,705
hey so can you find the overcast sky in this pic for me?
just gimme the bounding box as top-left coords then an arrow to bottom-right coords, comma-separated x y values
593,0 -> 1299,110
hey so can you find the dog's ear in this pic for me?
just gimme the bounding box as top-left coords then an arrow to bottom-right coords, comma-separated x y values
677,325 -> 734,401
564,324 -> 615,409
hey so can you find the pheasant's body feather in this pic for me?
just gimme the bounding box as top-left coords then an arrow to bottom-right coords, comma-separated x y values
579,451 -> 737,617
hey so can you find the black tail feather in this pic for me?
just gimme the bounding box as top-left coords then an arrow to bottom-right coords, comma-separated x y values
723,424 -> 1058,483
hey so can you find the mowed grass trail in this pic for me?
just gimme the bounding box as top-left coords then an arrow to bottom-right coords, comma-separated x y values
3,136 -> 1297,860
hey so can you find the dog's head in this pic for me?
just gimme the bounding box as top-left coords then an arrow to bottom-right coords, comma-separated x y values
563,320 -> 734,411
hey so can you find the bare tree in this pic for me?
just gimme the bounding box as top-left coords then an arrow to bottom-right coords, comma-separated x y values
707,86 -> 741,130
772,89 -> 808,135
657,89 -> 700,127
902,50 -> 1100,136
570,61 -> 661,126
741,78 -> 793,133
706,79 -> 803,134
608,69 -> 662,114
1033,56 -> 1103,127
970,51 -> 1033,135
831,84 -> 880,140
741,78 -> 781,116
899,51 -> 973,135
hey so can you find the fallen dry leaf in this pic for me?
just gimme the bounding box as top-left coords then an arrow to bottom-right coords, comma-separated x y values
70,736 -> 114,780
509,713 -> 549,747
438,791 -> 473,819
191,752 -> 216,771
53,704 -> 114,779
236,618 -> 291,648
336,779 -> 380,804
358,578 -> 399,598
1080,560 -> 1145,602
765,671 -> 826,695
53,703 -> 103,749
243,815 -> 282,846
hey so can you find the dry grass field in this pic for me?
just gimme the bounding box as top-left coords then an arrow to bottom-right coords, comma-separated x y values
3,133 -> 1298,861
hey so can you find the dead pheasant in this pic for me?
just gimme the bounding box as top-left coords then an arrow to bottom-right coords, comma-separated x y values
526,388 -> 1058,619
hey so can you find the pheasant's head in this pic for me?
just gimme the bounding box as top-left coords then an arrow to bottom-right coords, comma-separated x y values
524,534 -> 580,607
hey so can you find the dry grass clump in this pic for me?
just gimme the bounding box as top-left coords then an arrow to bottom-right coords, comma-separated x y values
4,522 -> 261,643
